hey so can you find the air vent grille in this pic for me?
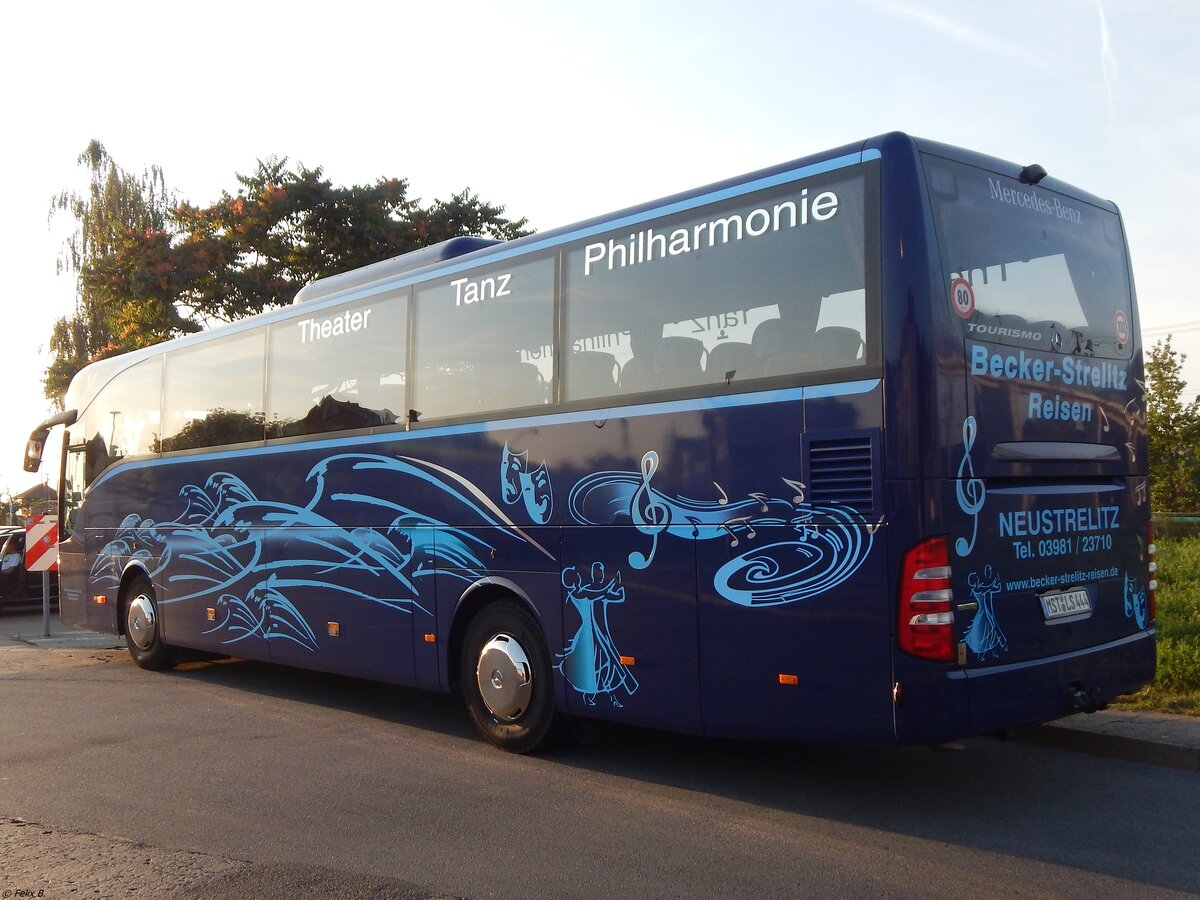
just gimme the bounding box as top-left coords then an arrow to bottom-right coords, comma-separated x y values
806,435 -> 876,514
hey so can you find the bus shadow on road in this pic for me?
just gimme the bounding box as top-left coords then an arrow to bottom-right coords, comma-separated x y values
152,652 -> 1197,896
164,653 -> 480,741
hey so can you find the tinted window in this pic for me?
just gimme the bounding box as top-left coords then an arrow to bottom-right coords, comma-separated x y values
267,292 -> 408,438
80,355 -> 162,482
161,330 -> 265,451
924,156 -> 1133,358
561,171 -> 872,401
412,256 -> 554,420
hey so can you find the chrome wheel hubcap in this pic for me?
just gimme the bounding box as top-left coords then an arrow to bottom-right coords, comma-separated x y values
476,633 -> 532,721
127,594 -> 157,651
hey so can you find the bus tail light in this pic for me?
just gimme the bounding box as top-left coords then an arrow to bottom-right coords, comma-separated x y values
1147,521 -> 1157,621
898,536 -> 955,662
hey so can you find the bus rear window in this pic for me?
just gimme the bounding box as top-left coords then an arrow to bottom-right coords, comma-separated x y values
924,156 -> 1133,359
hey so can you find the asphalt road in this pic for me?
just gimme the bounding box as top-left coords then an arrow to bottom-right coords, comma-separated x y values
2,612 -> 1198,898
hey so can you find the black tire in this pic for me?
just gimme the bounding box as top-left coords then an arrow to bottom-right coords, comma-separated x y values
460,599 -> 563,753
122,575 -> 174,671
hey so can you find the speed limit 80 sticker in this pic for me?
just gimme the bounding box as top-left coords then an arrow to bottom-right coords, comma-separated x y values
1114,309 -> 1130,344
949,276 -> 975,319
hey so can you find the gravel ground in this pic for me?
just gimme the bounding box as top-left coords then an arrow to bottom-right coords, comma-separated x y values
1,817 -> 456,899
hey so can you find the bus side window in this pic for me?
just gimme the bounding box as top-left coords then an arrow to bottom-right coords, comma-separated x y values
267,292 -> 408,437
412,256 -> 555,420
569,351 -> 619,398
812,325 -> 865,369
63,443 -> 87,535
653,336 -> 707,389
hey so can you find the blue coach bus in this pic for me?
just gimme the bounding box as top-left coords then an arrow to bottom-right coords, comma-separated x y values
25,133 -> 1155,752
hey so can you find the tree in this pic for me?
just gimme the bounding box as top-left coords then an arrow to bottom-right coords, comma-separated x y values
1145,336 -> 1200,512
47,141 -> 199,401
47,148 -> 533,404
169,158 -> 531,324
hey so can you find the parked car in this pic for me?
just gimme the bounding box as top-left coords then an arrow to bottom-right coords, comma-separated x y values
0,527 -> 58,603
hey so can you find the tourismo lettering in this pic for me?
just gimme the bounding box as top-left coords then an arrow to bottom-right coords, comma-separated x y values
583,189 -> 839,276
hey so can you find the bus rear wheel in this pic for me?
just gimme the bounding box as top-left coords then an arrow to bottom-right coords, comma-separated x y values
123,575 -> 174,671
461,600 -> 562,753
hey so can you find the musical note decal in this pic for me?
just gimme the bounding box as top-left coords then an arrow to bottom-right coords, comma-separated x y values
568,449 -> 875,606
782,478 -> 806,504
955,416 -> 986,557
628,452 -> 670,569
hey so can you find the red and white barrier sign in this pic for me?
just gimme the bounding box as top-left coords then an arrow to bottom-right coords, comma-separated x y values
25,515 -> 59,572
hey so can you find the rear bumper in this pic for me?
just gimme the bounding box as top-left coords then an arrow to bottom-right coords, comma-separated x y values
950,629 -> 1156,735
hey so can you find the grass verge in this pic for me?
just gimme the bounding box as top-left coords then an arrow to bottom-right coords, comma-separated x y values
1111,535 -> 1200,715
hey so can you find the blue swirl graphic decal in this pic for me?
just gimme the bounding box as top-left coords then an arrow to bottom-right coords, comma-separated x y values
210,574 -> 320,650
92,455 -> 549,650
569,450 -> 874,607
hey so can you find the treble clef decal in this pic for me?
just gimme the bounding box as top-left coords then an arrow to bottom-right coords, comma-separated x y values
955,416 -> 986,557
628,451 -> 670,570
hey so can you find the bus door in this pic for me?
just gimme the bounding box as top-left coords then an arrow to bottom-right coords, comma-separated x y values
57,437 -> 92,631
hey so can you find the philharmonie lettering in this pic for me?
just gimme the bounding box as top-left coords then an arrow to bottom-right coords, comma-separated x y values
583,189 -> 840,276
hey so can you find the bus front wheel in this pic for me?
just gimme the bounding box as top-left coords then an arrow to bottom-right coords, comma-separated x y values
461,600 -> 562,753
122,575 -> 174,671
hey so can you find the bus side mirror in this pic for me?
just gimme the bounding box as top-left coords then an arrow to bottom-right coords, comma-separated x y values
24,433 -> 47,473
23,409 -> 78,473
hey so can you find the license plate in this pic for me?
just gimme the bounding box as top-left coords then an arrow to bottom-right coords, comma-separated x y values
1040,588 -> 1092,622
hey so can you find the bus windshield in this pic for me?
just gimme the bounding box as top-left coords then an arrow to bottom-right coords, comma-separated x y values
924,155 -> 1133,359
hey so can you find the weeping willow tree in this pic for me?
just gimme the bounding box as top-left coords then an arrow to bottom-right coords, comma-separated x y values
46,141 -> 198,404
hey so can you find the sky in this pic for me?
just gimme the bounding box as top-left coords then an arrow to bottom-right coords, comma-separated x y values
1,0 -> 1197,499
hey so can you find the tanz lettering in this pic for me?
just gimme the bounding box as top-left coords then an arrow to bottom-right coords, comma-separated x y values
453,272 -> 512,306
